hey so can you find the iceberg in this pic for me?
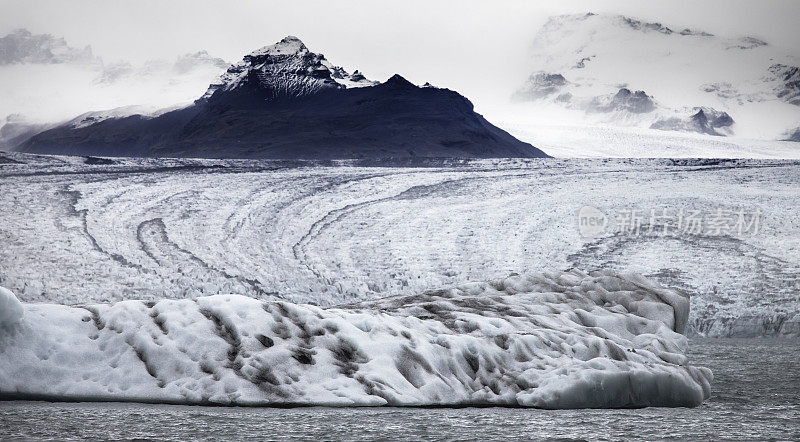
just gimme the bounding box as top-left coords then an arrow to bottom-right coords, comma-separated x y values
0,270 -> 711,408
0,286 -> 23,330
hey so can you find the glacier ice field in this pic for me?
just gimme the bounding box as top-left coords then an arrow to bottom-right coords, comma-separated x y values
0,152 -> 797,338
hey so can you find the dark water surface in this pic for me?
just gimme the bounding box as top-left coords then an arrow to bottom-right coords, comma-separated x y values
1,339 -> 798,441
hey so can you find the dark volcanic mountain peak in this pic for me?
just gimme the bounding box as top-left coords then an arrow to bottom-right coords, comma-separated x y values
383,74 -> 416,89
18,37 -> 547,159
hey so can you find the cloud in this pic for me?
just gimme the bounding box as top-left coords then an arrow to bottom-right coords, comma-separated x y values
0,28 -> 97,65
0,28 -> 229,127
95,50 -> 228,84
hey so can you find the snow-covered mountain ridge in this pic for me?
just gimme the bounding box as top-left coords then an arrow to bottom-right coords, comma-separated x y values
512,13 -> 800,141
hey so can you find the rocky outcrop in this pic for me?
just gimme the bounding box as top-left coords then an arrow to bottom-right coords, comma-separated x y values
651,108 -> 734,136
514,12 -> 797,141
514,72 -> 567,100
589,88 -> 656,114
768,64 -> 800,106
781,127 -> 800,142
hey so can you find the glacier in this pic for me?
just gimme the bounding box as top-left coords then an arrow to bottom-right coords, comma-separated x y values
0,154 -> 797,337
0,270 -> 712,408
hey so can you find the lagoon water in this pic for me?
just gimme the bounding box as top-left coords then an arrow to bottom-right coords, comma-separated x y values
1,339 -> 798,441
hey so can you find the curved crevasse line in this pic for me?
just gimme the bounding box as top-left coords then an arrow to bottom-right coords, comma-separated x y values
290,174 -> 507,282
60,186 -> 147,272
195,171 -> 419,296
135,218 -> 278,299
289,169 -> 563,290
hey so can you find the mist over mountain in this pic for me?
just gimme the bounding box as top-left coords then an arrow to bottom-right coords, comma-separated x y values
0,29 -> 230,139
0,28 -> 97,65
96,50 -> 228,84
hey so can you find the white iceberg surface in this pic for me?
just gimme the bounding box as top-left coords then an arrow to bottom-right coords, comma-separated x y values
0,270 -> 711,408
0,286 -> 23,330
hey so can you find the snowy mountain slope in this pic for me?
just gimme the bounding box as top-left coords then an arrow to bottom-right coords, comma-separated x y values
494,121 -> 800,159
513,13 -> 800,141
0,104 -> 192,150
0,270 -> 712,408
0,114 -> 55,150
65,104 -> 191,129
17,36 -> 544,159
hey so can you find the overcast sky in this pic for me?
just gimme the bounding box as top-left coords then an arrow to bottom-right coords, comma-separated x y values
1,0 -> 799,123
2,1 -> 799,80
